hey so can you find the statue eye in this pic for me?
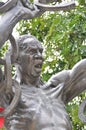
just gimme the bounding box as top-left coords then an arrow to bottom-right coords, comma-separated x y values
29,48 -> 37,54
32,49 -> 37,53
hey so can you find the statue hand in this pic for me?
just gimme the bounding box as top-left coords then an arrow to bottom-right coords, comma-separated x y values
0,0 -> 40,48
21,0 -> 35,10
20,1 -> 40,19
12,0 -> 40,19
0,0 -> 40,19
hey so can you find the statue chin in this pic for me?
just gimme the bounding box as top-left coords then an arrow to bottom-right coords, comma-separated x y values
31,70 -> 41,78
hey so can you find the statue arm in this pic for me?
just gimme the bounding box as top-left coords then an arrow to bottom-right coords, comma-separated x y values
0,0 -> 39,117
0,0 -> 75,48
0,0 -> 41,48
46,70 -> 70,87
63,59 -> 86,104
46,59 -> 86,104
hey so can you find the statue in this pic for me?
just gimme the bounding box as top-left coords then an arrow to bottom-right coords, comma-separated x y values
0,0 -> 86,130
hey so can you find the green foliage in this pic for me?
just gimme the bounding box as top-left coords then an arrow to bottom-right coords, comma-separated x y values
16,1 -> 86,129
1,0 -> 86,129
0,42 -> 8,58
17,2 -> 86,72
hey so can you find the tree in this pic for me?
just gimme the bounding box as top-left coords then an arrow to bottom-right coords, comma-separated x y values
16,0 -> 86,129
0,0 -> 86,129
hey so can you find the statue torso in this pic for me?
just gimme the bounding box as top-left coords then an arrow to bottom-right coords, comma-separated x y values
5,84 -> 72,130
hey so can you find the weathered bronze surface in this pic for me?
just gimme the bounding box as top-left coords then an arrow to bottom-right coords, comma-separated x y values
0,0 -> 86,130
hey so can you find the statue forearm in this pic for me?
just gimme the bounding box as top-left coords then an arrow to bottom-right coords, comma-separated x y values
0,1 -> 40,48
63,59 -> 86,103
0,6 -> 23,48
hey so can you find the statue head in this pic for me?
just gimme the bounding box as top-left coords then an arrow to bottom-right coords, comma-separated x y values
14,34 -> 44,85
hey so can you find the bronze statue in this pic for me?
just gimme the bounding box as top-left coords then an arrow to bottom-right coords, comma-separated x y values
0,0 -> 86,130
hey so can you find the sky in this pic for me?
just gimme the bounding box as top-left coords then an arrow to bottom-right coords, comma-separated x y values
0,0 -> 8,2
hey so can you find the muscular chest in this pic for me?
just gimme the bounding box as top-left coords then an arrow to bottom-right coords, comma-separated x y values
17,88 -> 71,130
6,87 -> 71,130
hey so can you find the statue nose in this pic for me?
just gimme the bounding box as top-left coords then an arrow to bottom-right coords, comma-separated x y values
34,54 -> 42,59
33,51 -> 44,60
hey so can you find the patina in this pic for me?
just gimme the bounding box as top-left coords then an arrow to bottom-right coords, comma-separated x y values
0,0 -> 86,130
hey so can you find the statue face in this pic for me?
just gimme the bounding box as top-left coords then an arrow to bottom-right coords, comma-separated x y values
20,38 -> 44,79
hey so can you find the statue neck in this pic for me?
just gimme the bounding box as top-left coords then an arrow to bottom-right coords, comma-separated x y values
22,74 -> 40,86
15,69 -> 41,87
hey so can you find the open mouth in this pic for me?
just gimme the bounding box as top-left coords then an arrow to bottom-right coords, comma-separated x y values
35,63 -> 42,69
34,60 -> 43,72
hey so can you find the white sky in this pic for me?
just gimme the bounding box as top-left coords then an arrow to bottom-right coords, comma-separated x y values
0,0 -> 8,2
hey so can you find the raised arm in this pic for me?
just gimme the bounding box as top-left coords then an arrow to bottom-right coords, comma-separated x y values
63,59 -> 86,103
0,0 -> 40,48
46,59 -> 86,104
0,0 -> 75,48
